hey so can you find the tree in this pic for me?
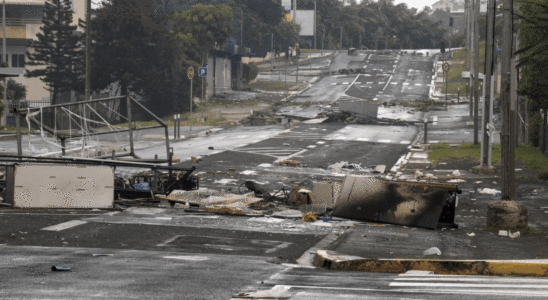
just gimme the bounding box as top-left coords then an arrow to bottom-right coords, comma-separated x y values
25,0 -> 80,105
171,3 -> 234,65
90,0 -> 187,117
516,0 -> 548,146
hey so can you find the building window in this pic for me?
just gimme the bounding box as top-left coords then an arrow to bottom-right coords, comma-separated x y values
12,54 -> 18,67
11,54 -> 25,68
18,54 -> 25,68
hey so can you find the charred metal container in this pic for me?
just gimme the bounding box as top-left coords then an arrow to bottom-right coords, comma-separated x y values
333,176 -> 461,229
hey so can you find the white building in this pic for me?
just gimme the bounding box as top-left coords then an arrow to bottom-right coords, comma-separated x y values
1,0 -> 85,103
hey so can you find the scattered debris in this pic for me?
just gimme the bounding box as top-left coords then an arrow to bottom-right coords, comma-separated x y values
373,165 -> 386,174
479,188 -> 501,195
272,209 -> 303,218
333,175 -> 461,229
51,265 -> 72,272
499,230 -> 508,236
509,231 -> 520,239
467,233 -> 476,237
447,179 -> 465,183
451,170 -> 461,177
234,285 -> 291,299
302,212 -> 317,222
283,143 -> 290,146
278,160 -> 302,167
288,186 -> 315,206
475,181 -> 483,184
423,247 -> 442,256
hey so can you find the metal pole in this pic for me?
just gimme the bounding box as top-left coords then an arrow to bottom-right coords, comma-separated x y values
445,69 -> 448,111
240,9 -> 243,47
314,0 -> 317,49
2,0 -> 6,126
473,0 -> 480,144
482,0 -> 495,165
177,114 -> 181,139
173,115 -> 176,140
465,0 -> 470,69
127,95 -> 134,156
190,78 -> 193,131
500,0 -> 515,200
16,111 -> 22,158
85,0 -> 91,102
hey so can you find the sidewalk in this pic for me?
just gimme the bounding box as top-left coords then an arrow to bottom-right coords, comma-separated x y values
315,102 -> 548,276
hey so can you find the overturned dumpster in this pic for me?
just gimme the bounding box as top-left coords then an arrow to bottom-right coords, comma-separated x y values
332,175 -> 461,229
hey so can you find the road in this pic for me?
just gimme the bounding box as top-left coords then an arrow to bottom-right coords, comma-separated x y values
0,50 -> 528,299
237,267 -> 548,299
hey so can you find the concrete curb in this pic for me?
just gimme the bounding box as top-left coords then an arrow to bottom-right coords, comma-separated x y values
314,250 -> 548,277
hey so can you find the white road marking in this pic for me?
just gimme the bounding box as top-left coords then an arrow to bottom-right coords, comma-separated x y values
316,141 -> 325,144
389,282 -> 548,288
306,145 -> 316,149
378,82 -> 385,84
366,82 -> 373,84
373,98 -> 378,101
391,82 -> 397,85
415,83 -> 422,86
163,255 -> 209,261
41,220 -> 87,231
403,83 -> 410,86
382,74 -> 393,91
356,138 -> 370,141
334,136 -> 348,140
344,74 -> 361,93
264,242 -> 292,254
378,139 -> 392,143
331,82 -> 337,85
400,141 -> 411,144
275,149 -> 308,162
342,82 -> 349,85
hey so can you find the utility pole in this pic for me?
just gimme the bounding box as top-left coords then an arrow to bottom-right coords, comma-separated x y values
85,0 -> 91,102
314,0 -> 317,50
240,9 -> 243,47
473,0 -> 480,144
481,0 -> 496,166
469,0 -> 474,118
465,0 -> 470,69
500,0 -> 515,200
293,0 -> 297,23
2,0 -> 6,126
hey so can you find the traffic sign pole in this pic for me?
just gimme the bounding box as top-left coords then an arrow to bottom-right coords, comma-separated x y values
190,78 -> 193,132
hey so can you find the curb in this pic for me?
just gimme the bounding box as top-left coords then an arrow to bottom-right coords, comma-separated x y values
313,250 -> 548,277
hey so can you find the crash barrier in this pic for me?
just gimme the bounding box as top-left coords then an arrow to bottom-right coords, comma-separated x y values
333,176 -> 461,229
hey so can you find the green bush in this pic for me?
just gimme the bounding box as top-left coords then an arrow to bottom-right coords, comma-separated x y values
242,63 -> 258,83
528,111 -> 542,147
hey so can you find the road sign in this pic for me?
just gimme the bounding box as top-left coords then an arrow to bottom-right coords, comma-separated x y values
307,40 -> 312,47
198,67 -> 207,77
187,67 -> 194,79
442,62 -> 450,72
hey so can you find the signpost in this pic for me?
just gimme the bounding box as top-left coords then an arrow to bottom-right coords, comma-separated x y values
188,67 -> 194,131
198,66 -> 207,120
443,62 -> 450,110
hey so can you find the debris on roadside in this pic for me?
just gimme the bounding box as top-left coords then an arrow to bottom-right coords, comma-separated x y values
278,160 -> 303,167
479,188 -> 501,195
51,265 -> 72,272
423,247 -> 442,256
333,175 -> 461,229
302,212 -> 317,222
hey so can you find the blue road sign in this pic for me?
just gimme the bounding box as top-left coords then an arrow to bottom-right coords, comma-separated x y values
307,40 -> 312,47
198,67 -> 208,77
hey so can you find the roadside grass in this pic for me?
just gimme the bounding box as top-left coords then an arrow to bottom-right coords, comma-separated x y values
400,99 -> 445,111
427,143 -> 548,180
441,44 -> 486,96
300,49 -> 321,53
